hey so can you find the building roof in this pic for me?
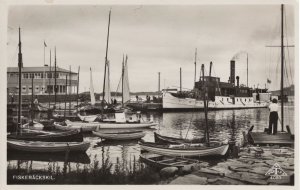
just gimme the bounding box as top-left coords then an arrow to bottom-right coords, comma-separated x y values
7,67 -> 77,74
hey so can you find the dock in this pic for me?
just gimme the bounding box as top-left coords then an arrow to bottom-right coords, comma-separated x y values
248,131 -> 294,146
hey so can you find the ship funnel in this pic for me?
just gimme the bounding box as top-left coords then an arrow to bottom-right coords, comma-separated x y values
236,76 -> 240,87
230,60 -> 235,85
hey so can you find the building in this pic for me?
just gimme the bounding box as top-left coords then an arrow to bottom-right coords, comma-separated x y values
7,66 -> 78,95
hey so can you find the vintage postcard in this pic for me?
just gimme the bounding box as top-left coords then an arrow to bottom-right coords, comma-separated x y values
0,0 -> 298,189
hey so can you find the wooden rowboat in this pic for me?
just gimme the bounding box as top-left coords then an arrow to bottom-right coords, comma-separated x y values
139,141 -> 229,157
140,153 -> 198,169
77,113 -> 99,122
7,139 -> 90,153
53,121 -> 98,132
7,129 -> 83,142
154,132 -> 205,144
22,121 -> 44,130
92,130 -> 145,141
64,119 -> 157,131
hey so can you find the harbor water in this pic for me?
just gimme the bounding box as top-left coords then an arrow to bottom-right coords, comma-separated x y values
7,104 -> 294,181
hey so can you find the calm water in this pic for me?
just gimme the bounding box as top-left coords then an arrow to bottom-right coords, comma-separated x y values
7,105 -> 294,173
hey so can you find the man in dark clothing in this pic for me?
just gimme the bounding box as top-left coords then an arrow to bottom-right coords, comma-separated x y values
268,99 -> 279,135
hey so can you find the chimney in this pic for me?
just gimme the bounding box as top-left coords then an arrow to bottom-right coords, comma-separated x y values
236,76 -> 240,87
230,60 -> 235,85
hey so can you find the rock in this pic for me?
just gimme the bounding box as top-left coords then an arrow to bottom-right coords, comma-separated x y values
207,178 -> 219,183
169,174 -> 207,185
267,176 -> 291,185
252,162 -> 268,167
179,164 -> 194,174
160,167 -> 178,179
238,171 -> 267,180
199,167 -> 225,176
210,165 -> 233,175
213,177 -> 245,185
226,172 -> 268,185
249,167 -> 270,175
229,166 -> 250,172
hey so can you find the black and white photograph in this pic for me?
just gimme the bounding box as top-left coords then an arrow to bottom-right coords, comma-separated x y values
0,0 -> 298,188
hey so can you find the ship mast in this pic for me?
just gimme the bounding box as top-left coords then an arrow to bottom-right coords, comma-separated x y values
17,27 -> 23,131
280,4 -> 284,131
102,10 -> 111,109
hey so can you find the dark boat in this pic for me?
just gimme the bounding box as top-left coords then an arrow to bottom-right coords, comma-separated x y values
140,152 -> 199,169
154,132 -> 205,144
7,129 -> 83,142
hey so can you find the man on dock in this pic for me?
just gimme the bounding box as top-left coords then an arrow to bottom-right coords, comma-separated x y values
268,99 -> 279,135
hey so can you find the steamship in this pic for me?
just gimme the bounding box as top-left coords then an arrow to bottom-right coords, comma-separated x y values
163,60 -> 271,110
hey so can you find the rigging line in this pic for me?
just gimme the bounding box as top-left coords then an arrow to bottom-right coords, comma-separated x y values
284,11 -> 294,84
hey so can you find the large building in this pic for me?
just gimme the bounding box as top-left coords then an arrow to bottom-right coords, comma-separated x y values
7,66 -> 78,95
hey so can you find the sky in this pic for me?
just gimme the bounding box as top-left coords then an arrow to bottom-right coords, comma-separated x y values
7,4 -> 295,93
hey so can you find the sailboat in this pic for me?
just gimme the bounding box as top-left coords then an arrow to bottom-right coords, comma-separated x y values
8,28 -> 86,144
140,64 -> 229,157
247,4 -> 294,146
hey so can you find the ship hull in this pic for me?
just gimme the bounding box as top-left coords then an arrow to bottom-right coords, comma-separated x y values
163,92 -> 269,111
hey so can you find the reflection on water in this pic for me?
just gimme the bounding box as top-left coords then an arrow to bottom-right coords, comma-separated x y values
7,106 -> 294,174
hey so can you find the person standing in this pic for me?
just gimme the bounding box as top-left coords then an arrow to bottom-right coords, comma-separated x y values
268,98 -> 279,135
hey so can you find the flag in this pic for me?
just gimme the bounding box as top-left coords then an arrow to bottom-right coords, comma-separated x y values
267,78 -> 271,84
44,41 -> 47,47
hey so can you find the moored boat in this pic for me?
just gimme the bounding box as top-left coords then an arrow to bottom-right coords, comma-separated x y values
93,130 -> 145,141
54,120 -> 98,132
154,132 -> 205,144
139,141 -> 229,157
7,129 -> 83,142
22,121 -> 44,130
140,153 -> 199,169
7,139 -> 90,153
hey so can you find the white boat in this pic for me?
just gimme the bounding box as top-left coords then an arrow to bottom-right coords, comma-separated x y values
7,139 -> 90,153
163,60 -> 270,111
163,91 -> 269,110
54,120 -> 98,132
139,142 -> 229,157
77,113 -> 99,122
93,130 -> 145,140
22,121 -> 44,130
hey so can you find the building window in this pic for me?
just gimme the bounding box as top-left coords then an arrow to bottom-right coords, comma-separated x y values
227,98 -> 229,101
22,86 -> 26,92
35,86 -> 39,92
237,98 -> 238,102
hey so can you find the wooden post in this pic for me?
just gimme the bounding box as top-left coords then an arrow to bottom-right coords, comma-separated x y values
202,64 -> 209,144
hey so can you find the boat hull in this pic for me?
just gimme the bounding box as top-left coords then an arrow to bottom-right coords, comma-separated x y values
54,121 -> 98,132
163,92 -> 269,111
7,130 -> 83,142
7,139 -> 90,153
140,142 -> 229,157
154,132 -> 205,144
93,131 -> 145,140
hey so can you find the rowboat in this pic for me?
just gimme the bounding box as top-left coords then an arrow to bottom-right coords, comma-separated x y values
77,113 -> 99,122
7,129 -> 83,142
7,139 -> 90,153
22,121 -> 44,130
139,141 -> 229,157
154,132 -> 205,144
140,153 -> 199,169
53,121 -> 98,132
65,119 -> 157,131
93,130 -> 145,141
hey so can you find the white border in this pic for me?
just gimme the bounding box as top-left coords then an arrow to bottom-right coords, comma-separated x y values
0,0 -> 298,190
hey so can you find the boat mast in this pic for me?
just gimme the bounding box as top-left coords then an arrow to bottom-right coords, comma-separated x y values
158,72 -> 160,92
180,67 -> 182,92
280,4 -> 284,131
48,49 -> 51,109
246,53 -> 248,87
17,27 -> 23,131
102,10 -> 111,108
121,55 -> 124,105
194,48 -> 197,85
76,66 -> 80,110
69,65 -> 72,114
64,75 -> 68,118
202,64 -> 209,144
54,47 -> 57,107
